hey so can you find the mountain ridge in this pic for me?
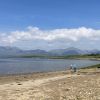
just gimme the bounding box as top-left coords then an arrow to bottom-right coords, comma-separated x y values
0,46 -> 100,57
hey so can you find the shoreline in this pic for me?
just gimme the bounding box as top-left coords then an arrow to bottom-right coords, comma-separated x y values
0,64 -> 99,84
0,70 -> 70,84
0,67 -> 100,99
1,57 -> 100,61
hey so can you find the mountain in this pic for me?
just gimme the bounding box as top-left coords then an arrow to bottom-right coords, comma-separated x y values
49,47 -> 88,55
90,49 -> 100,54
0,46 -> 23,57
23,49 -> 48,55
0,46 -> 100,57
0,46 -> 48,57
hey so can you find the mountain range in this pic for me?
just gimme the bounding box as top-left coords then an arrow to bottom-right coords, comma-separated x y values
0,46 -> 100,57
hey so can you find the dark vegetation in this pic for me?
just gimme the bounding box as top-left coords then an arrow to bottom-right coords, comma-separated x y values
81,64 -> 100,69
17,54 -> 100,59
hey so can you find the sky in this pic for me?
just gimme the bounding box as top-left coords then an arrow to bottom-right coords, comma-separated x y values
0,0 -> 100,50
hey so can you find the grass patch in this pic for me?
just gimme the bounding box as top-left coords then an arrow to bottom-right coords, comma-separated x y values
81,64 -> 100,69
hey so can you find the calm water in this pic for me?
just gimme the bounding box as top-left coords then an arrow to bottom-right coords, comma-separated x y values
0,58 -> 100,75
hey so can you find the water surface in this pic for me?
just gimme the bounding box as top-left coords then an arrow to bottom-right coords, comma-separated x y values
0,58 -> 100,75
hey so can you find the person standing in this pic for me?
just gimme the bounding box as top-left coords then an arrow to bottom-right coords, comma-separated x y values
73,64 -> 77,72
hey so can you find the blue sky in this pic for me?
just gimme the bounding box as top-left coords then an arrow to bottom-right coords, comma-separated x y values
0,0 -> 100,50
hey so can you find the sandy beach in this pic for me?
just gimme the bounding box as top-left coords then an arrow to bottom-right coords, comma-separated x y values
0,69 -> 100,100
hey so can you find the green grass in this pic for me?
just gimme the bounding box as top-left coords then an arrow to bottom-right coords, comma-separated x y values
81,64 -> 100,69
18,54 -> 100,59
6,54 -> 100,60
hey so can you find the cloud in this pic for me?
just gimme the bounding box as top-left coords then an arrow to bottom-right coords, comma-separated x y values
0,26 -> 100,46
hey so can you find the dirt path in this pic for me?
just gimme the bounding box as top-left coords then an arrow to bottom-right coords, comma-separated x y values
0,74 -> 79,100
0,74 -> 77,90
0,72 -> 100,100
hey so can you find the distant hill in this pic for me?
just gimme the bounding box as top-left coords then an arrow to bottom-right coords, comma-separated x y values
0,46 -> 23,57
23,49 -> 48,55
0,46 -> 100,57
90,49 -> 100,54
0,46 -> 48,57
49,47 -> 89,55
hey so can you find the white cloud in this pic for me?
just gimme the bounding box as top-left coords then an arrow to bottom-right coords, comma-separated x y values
0,26 -> 100,45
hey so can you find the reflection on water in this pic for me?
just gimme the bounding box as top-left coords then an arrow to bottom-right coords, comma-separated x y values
0,58 -> 100,75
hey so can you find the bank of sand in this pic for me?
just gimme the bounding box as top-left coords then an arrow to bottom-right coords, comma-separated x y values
0,68 -> 100,100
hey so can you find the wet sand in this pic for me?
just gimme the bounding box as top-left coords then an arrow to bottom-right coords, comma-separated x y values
0,69 -> 100,100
